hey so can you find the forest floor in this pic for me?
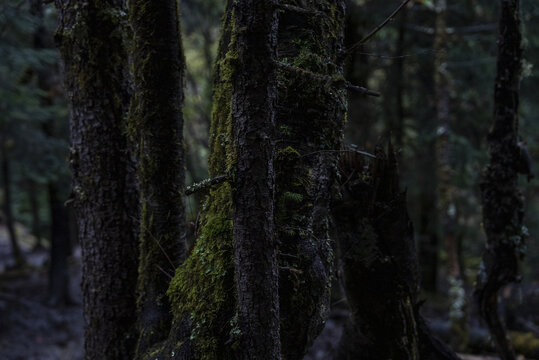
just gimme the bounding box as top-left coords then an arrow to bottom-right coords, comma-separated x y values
0,225 -> 526,360
0,226 -> 83,360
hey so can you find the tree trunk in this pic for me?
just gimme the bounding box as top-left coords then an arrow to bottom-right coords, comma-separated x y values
1,148 -> 24,268
275,2 -> 347,358
432,0 -> 468,350
27,181 -> 43,249
54,1 -> 139,359
417,7 -> 441,294
475,1 -> 524,360
332,143 -> 460,360
231,1 -> 280,359
384,6 -> 408,155
332,144 -> 420,359
47,182 -> 71,306
165,1 -> 347,359
127,0 -> 188,357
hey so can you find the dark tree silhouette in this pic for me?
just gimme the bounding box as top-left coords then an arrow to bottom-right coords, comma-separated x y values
476,1 -> 525,360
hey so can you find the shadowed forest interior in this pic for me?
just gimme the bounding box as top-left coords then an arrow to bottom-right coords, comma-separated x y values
0,0 -> 539,359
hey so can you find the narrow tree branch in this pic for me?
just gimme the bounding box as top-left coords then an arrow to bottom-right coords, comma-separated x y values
278,62 -> 380,97
185,175 -> 228,196
346,82 -> 381,97
300,149 -> 376,159
276,3 -> 321,16
347,0 -> 412,55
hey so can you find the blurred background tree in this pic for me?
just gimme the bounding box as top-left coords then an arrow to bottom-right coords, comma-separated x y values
0,0 -> 69,270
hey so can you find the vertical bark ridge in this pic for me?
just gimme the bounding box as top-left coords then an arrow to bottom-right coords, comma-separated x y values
128,0 -> 188,356
54,1 -> 139,358
275,1 -> 347,358
166,2 -> 347,359
232,0 -> 280,359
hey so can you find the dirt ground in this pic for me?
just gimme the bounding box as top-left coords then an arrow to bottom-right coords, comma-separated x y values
0,225 -> 513,360
0,226 -> 83,360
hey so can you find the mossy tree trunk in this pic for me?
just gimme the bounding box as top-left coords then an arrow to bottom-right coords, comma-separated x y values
475,1 -> 524,360
128,0 -> 188,357
275,2 -> 347,358
231,0 -> 281,359
165,1 -> 347,359
332,144 -> 460,360
55,1 -> 139,358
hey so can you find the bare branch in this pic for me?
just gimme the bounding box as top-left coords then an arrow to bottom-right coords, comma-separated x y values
184,175 -> 228,196
347,0 -> 412,55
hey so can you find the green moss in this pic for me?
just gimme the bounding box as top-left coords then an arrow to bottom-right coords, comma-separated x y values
510,331 -> 539,357
167,182 -> 235,360
166,4 -> 239,359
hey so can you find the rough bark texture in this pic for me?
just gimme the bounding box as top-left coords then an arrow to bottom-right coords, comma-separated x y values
48,182 -> 71,306
332,144 -> 420,359
166,2 -> 237,358
332,144 -> 460,360
54,1 -> 139,359
165,1 -> 347,359
231,1 -> 280,359
475,1 -> 524,360
275,2 -> 347,358
128,0 -> 188,357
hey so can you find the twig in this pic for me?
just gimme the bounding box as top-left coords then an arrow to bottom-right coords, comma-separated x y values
276,3 -> 321,16
185,175 -> 228,196
346,82 -> 381,97
279,266 -> 303,275
300,149 -> 376,159
516,316 -> 539,337
278,62 -> 380,97
278,252 -> 300,260
347,0 -> 412,55
139,222 -> 177,272
155,264 -> 174,280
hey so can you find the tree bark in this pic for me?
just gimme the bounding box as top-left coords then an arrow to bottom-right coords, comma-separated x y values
475,1 -> 524,360
332,144 -> 420,359
275,2 -> 347,358
164,1 -> 347,359
332,143 -> 460,360
47,182 -> 71,306
54,1 -> 139,358
26,181 -> 43,249
128,0 -> 188,357
231,1 -> 280,359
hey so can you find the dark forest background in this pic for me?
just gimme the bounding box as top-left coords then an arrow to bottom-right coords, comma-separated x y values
0,0 -> 538,359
